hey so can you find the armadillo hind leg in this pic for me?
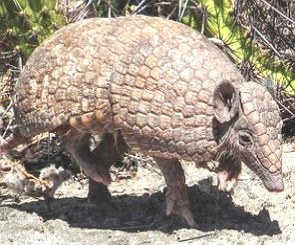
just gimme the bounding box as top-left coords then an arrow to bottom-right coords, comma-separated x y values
88,132 -> 129,204
64,129 -> 111,185
155,158 -> 195,227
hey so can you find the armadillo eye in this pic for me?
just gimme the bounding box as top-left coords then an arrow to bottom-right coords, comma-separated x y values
238,132 -> 252,147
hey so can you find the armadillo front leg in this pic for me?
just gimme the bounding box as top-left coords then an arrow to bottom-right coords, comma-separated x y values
217,156 -> 242,193
154,158 -> 195,227
64,129 -> 111,185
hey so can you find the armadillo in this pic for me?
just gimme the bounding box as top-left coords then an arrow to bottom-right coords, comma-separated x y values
0,16 -> 284,227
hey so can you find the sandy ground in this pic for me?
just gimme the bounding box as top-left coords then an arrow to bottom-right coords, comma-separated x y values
0,144 -> 294,245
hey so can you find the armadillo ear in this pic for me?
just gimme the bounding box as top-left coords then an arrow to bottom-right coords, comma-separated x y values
212,80 -> 240,123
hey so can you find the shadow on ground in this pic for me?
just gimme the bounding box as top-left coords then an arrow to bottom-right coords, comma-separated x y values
1,179 -> 281,236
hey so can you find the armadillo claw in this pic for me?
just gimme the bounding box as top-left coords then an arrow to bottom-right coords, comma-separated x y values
217,170 -> 238,194
84,158 -> 112,186
166,198 -> 196,227
87,170 -> 111,186
165,187 -> 196,227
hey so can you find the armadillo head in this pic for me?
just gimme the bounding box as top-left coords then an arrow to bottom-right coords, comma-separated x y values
213,80 -> 284,192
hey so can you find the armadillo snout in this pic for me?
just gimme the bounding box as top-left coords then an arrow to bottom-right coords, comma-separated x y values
258,147 -> 283,189
262,173 -> 284,192
239,151 -> 284,192
257,138 -> 284,192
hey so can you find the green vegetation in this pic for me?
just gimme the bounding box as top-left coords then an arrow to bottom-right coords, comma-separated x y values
0,0 -> 66,60
183,0 -> 294,94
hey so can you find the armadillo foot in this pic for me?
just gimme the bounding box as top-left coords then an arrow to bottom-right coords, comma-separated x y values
216,158 -> 242,194
166,197 -> 196,227
217,170 -> 238,193
88,178 -> 112,204
155,157 -> 196,227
